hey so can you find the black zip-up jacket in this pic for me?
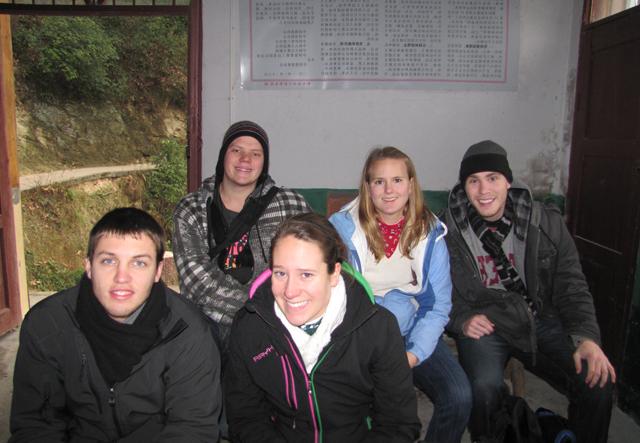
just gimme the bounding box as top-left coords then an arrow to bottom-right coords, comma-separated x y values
10,284 -> 221,442
224,273 -> 420,443
443,182 -> 601,352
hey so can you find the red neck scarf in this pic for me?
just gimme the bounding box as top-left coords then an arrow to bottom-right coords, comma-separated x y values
377,218 -> 406,258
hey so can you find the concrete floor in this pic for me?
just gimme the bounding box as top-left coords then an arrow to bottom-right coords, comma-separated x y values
1,328 -> 18,440
2,304 -> 640,441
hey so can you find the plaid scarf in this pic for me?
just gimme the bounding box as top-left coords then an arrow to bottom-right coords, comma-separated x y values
377,217 -> 406,258
467,199 -> 537,316
300,317 -> 323,335
448,183 -> 531,242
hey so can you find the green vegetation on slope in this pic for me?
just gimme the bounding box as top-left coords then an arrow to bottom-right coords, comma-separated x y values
12,16 -> 187,106
144,139 -> 187,243
13,15 -> 189,174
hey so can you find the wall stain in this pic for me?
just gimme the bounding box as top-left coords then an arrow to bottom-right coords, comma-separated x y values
519,128 -> 563,198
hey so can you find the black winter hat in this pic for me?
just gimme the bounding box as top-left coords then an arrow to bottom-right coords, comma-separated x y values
215,120 -> 269,186
459,140 -> 513,184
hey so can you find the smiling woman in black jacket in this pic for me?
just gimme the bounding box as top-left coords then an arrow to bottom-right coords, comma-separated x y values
224,212 -> 420,443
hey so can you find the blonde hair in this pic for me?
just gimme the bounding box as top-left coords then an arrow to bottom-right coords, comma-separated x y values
358,147 -> 435,261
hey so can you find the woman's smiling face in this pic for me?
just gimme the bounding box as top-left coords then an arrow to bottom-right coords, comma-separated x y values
271,235 -> 340,326
367,158 -> 412,224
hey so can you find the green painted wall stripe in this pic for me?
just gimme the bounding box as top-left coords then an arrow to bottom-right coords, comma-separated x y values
294,188 -> 565,216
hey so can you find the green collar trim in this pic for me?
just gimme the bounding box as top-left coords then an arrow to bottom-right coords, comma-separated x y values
341,261 -> 375,304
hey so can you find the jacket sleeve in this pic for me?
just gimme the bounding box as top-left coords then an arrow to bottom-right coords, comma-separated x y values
405,237 -> 452,364
367,309 -> 421,442
444,226 -> 481,337
543,208 -> 601,343
447,286 -> 474,337
9,318 -> 70,442
224,322 -> 287,443
155,318 -> 222,442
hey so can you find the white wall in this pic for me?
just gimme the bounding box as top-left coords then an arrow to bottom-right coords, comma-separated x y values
202,0 -> 583,195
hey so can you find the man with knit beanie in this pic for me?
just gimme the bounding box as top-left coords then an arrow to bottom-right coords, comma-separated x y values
444,140 -> 615,442
173,121 -> 310,352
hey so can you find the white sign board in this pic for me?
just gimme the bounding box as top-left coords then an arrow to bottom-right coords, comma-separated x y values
240,0 -> 519,90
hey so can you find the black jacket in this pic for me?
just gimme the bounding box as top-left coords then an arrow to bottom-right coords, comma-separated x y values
443,182 -> 601,352
10,283 -> 222,442
224,272 -> 420,443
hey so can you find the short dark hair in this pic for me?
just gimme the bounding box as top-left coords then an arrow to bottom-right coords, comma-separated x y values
87,207 -> 165,264
269,212 -> 347,274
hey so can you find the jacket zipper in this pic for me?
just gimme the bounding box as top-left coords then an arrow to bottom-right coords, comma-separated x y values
285,354 -> 298,429
309,346 -> 334,443
523,228 -> 538,362
108,385 -> 123,437
42,382 -> 52,423
80,353 -> 88,381
284,336 -> 320,443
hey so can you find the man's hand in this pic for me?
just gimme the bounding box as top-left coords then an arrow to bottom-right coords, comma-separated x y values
406,352 -> 419,369
462,314 -> 495,339
573,339 -> 617,388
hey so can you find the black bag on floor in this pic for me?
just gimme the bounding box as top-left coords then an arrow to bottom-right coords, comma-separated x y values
481,395 -> 544,443
535,407 -> 576,443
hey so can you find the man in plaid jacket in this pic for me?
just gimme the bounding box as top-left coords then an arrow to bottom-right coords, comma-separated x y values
173,121 -> 310,351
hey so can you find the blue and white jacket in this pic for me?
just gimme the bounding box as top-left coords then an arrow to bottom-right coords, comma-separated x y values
329,198 -> 452,364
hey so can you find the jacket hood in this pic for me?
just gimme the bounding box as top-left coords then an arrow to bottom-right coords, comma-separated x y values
446,179 -> 532,241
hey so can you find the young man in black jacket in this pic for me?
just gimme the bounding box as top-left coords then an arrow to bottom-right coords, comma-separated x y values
10,207 -> 221,442
444,141 -> 615,443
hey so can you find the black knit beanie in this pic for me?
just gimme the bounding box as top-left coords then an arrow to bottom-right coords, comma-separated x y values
459,140 -> 513,184
215,120 -> 269,186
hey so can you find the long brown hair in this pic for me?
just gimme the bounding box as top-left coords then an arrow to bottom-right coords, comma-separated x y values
358,147 -> 435,261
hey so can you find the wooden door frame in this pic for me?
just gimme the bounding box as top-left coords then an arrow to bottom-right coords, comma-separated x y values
0,1 -> 202,324
187,0 -> 202,191
567,2 -> 640,368
0,14 -> 23,332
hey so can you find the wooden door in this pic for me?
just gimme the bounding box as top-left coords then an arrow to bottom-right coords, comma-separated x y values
0,15 -> 22,335
567,6 -> 640,369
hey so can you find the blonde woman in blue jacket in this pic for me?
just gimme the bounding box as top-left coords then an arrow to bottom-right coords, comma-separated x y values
330,147 -> 471,443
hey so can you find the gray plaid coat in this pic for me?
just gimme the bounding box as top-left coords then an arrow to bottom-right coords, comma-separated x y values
172,175 -> 310,348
